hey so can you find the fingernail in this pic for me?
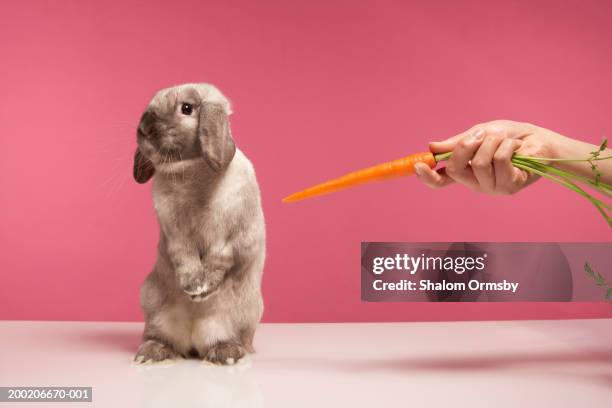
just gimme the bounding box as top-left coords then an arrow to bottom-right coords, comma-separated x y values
470,129 -> 484,141
414,163 -> 424,176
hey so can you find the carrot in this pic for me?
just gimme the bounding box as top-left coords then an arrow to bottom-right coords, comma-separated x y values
282,151 -> 439,203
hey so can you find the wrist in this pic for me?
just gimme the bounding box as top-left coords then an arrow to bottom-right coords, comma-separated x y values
538,127 -> 565,160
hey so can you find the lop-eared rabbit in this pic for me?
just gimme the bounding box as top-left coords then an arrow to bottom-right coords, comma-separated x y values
132,83 -> 265,365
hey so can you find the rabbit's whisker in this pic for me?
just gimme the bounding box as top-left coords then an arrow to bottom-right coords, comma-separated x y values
178,151 -> 185,182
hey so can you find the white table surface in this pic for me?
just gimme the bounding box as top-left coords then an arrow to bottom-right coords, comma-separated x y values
0,319 -> 611,407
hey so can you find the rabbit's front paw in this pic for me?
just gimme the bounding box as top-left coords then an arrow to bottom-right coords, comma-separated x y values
134,340 -> 179,364
181,278 -> 208,299
204,342 -> 246,365
180,265 -> 225,302
178,266 -> 208,298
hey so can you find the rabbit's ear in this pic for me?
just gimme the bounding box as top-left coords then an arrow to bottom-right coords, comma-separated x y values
198,102 -> 236,172
133,149 -> 155,183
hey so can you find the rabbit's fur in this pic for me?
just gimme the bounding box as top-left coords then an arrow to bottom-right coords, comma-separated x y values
132,84 -> 265,365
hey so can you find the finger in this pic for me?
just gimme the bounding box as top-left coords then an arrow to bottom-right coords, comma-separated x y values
471,133 -> 505,193
429,127 -> 476,154
444,129 -> 484,190
493,139 -> 527,194
414,162 -> 454,189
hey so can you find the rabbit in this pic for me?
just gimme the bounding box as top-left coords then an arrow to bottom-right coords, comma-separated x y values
132,83 -> 265,365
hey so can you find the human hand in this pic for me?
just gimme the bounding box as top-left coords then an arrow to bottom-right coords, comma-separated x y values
414,120 -> 559,195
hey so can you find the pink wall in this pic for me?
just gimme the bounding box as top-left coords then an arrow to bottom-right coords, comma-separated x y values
1,0 -> 610,322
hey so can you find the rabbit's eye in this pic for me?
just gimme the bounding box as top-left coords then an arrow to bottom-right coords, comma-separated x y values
181,103 -> 193,115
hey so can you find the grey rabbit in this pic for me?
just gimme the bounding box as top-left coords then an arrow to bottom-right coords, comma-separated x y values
132,83 -> 265,365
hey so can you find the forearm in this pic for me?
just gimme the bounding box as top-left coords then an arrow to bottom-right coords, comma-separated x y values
545,129 -> 612,184
165,237 -> 202,277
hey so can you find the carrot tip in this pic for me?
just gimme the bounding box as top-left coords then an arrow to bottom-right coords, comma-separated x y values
282,195 -> 300,203
282,151 -> 436,203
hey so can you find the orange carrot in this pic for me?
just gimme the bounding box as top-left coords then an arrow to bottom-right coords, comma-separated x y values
283,151 -> 438,203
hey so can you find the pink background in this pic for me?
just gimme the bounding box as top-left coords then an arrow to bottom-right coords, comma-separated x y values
1,0 -> 610,322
